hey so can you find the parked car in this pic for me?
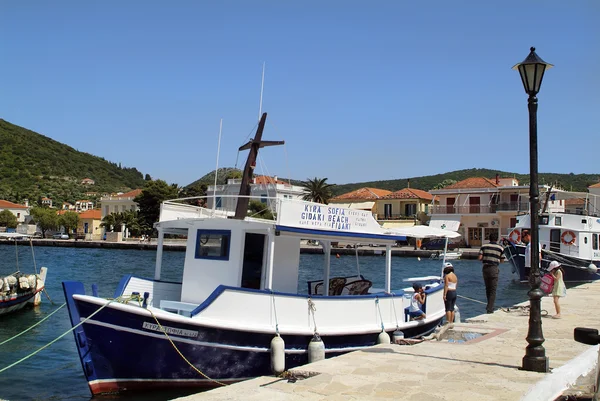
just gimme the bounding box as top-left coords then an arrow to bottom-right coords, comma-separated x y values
33,232 -> 43,238
53,233 -> 69,240
420,238 -> 459,250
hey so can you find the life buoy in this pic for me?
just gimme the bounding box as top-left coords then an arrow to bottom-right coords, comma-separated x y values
509,229 -> 520,243
561,230 -> 576,246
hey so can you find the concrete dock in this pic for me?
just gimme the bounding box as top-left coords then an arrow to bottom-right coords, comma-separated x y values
174,281 -> 600,401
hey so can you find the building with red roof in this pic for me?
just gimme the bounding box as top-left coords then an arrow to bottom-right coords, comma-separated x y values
429,175 -> 565,247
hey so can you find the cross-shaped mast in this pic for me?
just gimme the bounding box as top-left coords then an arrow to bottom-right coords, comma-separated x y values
233,112 -> 284,220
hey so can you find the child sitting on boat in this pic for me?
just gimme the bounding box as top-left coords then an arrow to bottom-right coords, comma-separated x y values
409,282 -> 426,320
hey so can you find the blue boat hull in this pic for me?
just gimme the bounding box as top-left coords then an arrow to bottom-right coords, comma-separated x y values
63,281 -> 441,395
503,243 -> 600,283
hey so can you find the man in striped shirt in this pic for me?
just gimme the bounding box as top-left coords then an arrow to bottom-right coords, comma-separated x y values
478,232 -> 505,314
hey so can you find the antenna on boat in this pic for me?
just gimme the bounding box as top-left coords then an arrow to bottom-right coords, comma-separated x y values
233,113 -> 285,220
258,62 -> 265,121
212,118 -> 223,214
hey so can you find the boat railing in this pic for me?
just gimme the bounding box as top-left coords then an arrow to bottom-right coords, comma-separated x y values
160,195 -> 285,221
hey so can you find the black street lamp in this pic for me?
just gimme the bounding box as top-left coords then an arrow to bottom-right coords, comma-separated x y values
513,47 -> 553,373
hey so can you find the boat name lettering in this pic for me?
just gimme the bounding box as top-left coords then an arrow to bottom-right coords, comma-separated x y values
142,322 -> 199,337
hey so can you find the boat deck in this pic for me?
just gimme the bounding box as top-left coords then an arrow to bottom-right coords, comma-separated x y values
174,281 -> 600,401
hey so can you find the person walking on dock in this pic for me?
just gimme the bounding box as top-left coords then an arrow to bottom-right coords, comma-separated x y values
478,232 -> 504,314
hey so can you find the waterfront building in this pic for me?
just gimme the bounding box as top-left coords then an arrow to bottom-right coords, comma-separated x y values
41,197 -> 53,208
329,187 -> 391,216
0,199 -> 30,224
77,209 -> 103,240
99,189 -> 142,217
428,175 -> 564,247
205,175 -> 305,215
376,188 -> 434,228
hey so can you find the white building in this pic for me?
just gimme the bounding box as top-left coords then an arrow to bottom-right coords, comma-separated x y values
0,199 -> 30,223
99,189 -> 142,218
429,176 -> 565,247
206,176 -> 305,215
75,200 -> 94,212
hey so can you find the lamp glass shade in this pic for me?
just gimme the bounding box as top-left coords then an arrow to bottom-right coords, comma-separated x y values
512,47 -> 553,95
518,63 -> 547,95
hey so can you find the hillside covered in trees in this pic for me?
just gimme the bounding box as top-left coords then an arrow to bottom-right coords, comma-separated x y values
329,168 -> 600,196
0,119 -> 146,205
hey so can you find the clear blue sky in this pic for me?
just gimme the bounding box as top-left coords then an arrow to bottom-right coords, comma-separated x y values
1,1 -> 598,187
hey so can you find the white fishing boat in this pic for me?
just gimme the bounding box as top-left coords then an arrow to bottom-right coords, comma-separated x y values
430,250 -> 462,260
503,191 -> 600,282
0,233 -> 48,316
62,113 -> 460,395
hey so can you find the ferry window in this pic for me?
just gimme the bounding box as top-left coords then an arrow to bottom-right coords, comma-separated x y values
584,237 -> 588,244
539,216 -> 549,225
593,234 -> 598,250
555,217 -> 561,226
195,230 -> 231,260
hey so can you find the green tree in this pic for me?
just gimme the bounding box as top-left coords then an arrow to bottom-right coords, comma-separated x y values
226,170 -> 242,180
180,183 -> 207,206
30,207 -> 58,237
134,180 -> 180,233
100,213 -> 116,232
0,210 -> 18,228
122,210 -> 141,237
432,179 -> 458,190
301,177 -> 334,204
248,200 -> 274,220
59,211 -> 79,236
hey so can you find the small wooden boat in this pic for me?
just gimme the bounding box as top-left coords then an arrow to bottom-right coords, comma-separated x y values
0,233 -> 48,316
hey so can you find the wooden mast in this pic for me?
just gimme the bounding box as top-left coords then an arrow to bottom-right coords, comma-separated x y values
233,112 -> 284,220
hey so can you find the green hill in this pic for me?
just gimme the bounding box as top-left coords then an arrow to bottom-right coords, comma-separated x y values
0,119 -> 146,205
329,168 -> 600,196
187,167 -> 599,196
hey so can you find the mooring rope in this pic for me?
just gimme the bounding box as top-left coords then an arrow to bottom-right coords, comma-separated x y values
0,303 -> 66,346
375,297 -> 385,332
271,291 -> 280,335
457,294 -> 487,305
129,295 -> 227,387
0,298 -> 117,374
307,298 -> 318,333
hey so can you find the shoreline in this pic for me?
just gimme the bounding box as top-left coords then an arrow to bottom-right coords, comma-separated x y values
0,239 -> 481,259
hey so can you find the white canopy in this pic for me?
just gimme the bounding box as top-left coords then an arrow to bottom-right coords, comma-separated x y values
428,216 -> 461,232
387,225 -> 461,239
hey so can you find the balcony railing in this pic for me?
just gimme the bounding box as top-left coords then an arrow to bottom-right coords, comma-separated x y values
495,202 -> 530,212
377,214 -> 417,220
430,205 -> 498,215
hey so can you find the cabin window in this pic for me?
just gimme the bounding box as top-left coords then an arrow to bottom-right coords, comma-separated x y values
593,234 -> 598,250
539,216 -> 549,225
555,216 -> 562,226
584,236 -> 588,244
195,230 -> 231,260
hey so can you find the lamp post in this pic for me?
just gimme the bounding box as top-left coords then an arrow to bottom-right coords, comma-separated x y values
513,47 -> 553,373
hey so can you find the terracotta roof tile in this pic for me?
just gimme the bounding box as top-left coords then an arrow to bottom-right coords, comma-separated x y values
0,200 -> 28,209
382,188 -> 433,200
117,189 -> 143,198
331,187 -> 392,201
79,209 -> 102,219
589,182 -> 600,188
442,177 -> 499,190
254,176 -> 287,185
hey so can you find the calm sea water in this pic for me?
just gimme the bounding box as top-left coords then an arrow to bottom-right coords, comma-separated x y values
0,245 -> 532,401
